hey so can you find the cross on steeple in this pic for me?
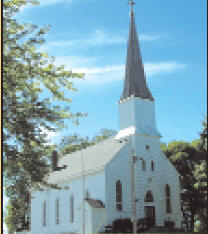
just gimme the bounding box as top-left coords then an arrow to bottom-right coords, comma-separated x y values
128,0 -> 135,7
128,0 -> 135,14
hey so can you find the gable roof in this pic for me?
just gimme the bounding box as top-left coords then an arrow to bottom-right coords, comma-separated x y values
47,138 -> 126,184
85,198 -> 105,208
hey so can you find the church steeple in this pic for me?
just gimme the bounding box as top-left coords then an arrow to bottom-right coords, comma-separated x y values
121,2 -> 153,101
118,2 -> 160,136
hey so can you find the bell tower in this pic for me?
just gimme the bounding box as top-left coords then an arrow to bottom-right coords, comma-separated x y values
118,2 -> 160,137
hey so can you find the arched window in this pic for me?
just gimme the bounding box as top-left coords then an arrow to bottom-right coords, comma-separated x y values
151,161 -> 154,171
166,184 -> 171,213
70,195 -> 74,222
55,198 -> 59,224
116,180 -> 122,211
42,201 -> 46,226
146,145 -> 150,150
145,191 -> 153,202
142,159 -> 146,171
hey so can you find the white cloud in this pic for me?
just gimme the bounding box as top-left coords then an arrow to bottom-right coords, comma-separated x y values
54,55 -> 97,69
145,61 -> 186,76
57,59 -> 186,85
140,34 -> 167,42
3,223 -> 8,231
20,0 -> 98,11
52,56 -> 123,84
38,0 -> 99,6
75,65 -> 125,84
39,0 -> 74,6
40,30 -> 125,52
74,65 -> 124,75
40,30 -> 165,52
40,126 -> 60,145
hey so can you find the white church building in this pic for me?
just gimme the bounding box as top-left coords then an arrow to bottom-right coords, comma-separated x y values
31,4 -> 182,234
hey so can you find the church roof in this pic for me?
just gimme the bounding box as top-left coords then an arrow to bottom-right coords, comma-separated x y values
47,138 -> 126,184
121,10 -> 153,101
85,198 -> 105,208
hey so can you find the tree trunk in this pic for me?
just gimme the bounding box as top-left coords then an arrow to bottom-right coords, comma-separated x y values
190,212 -> 195,232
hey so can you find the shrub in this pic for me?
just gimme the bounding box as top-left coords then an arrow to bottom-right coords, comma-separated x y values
165,220 -> 175,229
112,219 -> 132,232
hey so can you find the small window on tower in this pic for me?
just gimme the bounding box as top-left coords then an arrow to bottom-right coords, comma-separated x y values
142,160 -> 146,171
146,145 -> 150,150
151,161 -> 154,171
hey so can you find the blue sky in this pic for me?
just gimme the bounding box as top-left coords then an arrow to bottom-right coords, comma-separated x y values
16,0 -> 207,144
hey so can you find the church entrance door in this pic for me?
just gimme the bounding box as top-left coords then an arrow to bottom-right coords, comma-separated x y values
144,206 -> 155,228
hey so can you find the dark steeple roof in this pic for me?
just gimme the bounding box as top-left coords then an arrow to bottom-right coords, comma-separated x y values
121,9 -> 153,101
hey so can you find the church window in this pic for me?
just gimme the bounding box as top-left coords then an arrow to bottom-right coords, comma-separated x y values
151,161 -> 154,171
166,184 -> 171,214
55,198 -> 59,224
145,191 -> 153,202
146,145 -> 150,150
142,159 -> 146,171
116,180 -> 122,211
70,195 -> 74,222
42,201 -> 46,226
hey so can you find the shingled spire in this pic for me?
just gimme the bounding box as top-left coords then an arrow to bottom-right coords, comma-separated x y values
121,6 -> 153,101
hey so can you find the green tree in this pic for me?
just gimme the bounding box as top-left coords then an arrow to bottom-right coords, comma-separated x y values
59,134 -> 93,155
193,117 -> 207,232
3,0 -> 85,231
92,128 -> 117,143
59,128 -> 117,155
162,141 -> 200,232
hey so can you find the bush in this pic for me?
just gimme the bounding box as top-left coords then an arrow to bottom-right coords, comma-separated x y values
112,218 -> 149,232
137,218 -> 148,231
165,220 -> 175,229
112,219 -> 132,232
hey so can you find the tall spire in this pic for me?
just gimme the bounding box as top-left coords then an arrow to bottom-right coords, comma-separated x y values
121,1 -> 153,101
